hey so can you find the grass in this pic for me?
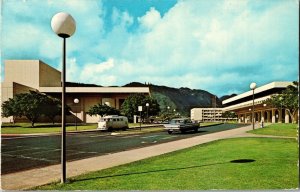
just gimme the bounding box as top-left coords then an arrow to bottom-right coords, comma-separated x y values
1,122 -> 161,134
34,137 -> 298,190
1,123 -> 98,134
247,123 -> 298,137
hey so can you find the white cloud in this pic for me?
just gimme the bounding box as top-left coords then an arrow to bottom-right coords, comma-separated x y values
138,7 -> 161,30
112,7 -> 134,27
97,0 -> 297,96
79,58 -> 115,85
2,0 -> 298,96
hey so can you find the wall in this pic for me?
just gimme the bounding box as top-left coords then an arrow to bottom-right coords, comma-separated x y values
39,61 -> 61,87
4,60 -> 40,89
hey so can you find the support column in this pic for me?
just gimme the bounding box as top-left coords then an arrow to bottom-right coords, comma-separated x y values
257,112 -> 261,123
278,109 -> 282,123
267,110 -> 271,123
272,109 -> 276,123
285,109 -> 290,123
261,111 -> 264,122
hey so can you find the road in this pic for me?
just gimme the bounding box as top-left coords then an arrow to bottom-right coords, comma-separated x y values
1,123 -> 245,174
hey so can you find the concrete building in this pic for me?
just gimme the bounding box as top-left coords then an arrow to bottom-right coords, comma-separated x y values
222,82 -> 295,124
1,60 -> 150,123
191,108 -> 223,122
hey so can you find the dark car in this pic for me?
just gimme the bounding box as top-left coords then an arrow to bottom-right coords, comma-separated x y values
163,118 -> 199,134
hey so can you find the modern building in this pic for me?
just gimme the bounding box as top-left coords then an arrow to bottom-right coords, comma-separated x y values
191,82 -> 296,124
191,108 -> 223,122
222,82 -> 295,124
1,60 -> 150,123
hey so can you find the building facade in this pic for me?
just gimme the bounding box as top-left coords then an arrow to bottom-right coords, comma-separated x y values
222,82 -> 296,124
1,60 -> 150,123
191,108 -> 223,122
191,82 -> 296,124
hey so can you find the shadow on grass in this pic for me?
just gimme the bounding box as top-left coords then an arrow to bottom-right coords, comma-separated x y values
71,159 -> 256,183
71,161 -> 228,183
230,159 -> 255,163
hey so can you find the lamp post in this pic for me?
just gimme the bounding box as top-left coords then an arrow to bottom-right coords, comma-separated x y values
279,96 -> 283,123
138,106 -> 143,130
250,82 -> 256,130
51,12 -> 76,184
146,103 -> 149,123
74,98 -> 79,131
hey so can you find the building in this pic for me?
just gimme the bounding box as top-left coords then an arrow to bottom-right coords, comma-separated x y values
1,60 -> 150,123
191,108 -> 223,122
222,82 -> 295,124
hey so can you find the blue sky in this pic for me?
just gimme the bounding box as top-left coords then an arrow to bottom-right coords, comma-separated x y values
1,0 -> 299,96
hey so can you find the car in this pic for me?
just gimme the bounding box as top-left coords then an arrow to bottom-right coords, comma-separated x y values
163,118 -> 199,134
97,115 -> 129,131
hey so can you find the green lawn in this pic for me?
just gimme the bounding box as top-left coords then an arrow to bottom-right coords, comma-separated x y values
1,123 -> 98,134
1,123 -> 161,134
35,137 -> 298,190
247,123 -> 298,137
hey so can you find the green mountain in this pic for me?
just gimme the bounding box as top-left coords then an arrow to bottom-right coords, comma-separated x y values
124,82 -> 222,116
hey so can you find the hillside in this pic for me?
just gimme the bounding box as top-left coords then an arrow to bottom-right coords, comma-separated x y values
124,82 -> 222,116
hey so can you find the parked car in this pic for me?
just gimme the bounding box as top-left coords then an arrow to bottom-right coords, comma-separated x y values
163,118 -> 200,134
97,115 -> 129,131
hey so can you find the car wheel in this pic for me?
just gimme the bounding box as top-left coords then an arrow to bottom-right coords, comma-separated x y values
107,127 -> 113,132
194,127 -> 198,132
168,130 -> 173,134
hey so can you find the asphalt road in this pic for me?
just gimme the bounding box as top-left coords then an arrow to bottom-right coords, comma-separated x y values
1,123 -> 245,174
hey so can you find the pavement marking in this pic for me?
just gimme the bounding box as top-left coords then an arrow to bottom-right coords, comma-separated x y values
89,134 -> 107,138
161,135 -> 177,140
2,148 -> 60,156
2,153 -> 57,163
141,135 -> 160,139
141,140 -> 158,144
121,135 -> 140,138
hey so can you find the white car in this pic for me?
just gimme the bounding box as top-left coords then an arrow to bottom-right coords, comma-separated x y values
164,118 -> 199,134
97,115 -> 129,131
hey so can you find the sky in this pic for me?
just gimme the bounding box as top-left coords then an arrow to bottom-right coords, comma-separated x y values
1,0 -> 299,97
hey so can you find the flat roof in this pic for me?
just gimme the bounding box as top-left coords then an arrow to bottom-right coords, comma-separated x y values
39,86 -> 150,93
222,81 -> 292,105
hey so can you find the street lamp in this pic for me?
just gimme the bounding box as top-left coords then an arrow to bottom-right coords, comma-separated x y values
138,106 -> 143,130
51,12 -> 76,184
146,103 -> 149,123
250,82 -> 257,130
279,96 -> 283,122
74,98 -> 79,131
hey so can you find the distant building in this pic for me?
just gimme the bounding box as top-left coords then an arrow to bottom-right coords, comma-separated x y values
1,60 -> 150,123
191,108 -> 223,122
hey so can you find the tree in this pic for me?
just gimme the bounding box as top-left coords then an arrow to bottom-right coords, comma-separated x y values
43,97 -> 62,124
1,91 -> 66,127
222,111 -> 237,121
1,98 -> 22,123
87,103 -> 120,117
265,81 -> 298,123
1,91 -> 48,127
120,94 -> 160,122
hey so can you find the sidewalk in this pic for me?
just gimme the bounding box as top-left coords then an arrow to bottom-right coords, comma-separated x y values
0,124 -> 292,190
